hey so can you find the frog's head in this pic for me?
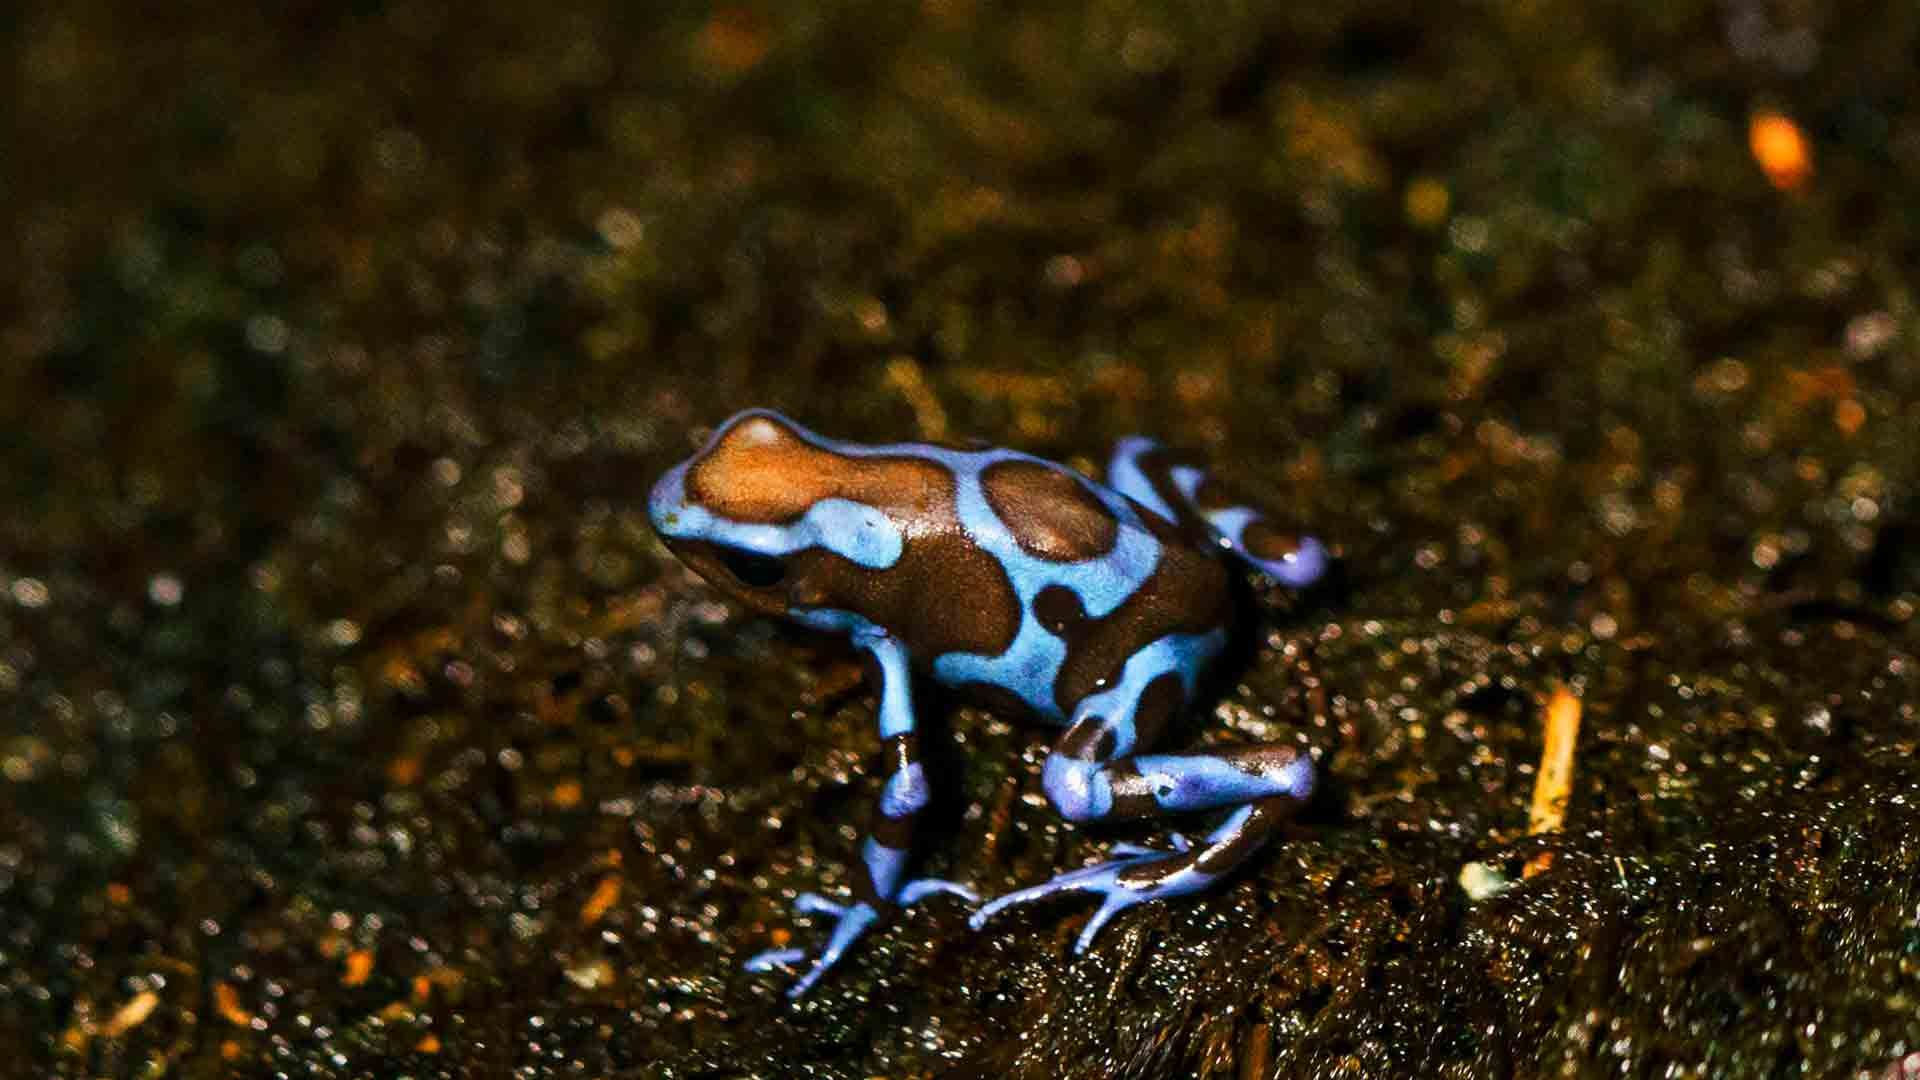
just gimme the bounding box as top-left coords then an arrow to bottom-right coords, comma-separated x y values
648,409 -> 915,622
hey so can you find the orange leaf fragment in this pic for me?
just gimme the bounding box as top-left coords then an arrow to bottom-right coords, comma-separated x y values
342,948 -> 375,987
214,982 -> 254,1026
104,991 -> 160,1036
1750,111 -> 1813,192
581,874 -> 622,926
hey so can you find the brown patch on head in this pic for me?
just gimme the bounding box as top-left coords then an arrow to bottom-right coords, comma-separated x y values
1243,521 -> 1303,562
681,413 -> 1021,661
981,460 -> 1119,562
687,413 -> 947,526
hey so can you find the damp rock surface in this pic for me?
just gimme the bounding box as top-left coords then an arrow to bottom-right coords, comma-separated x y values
4,3 -> 1920,1078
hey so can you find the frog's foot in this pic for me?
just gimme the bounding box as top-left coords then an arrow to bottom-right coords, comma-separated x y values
746,878 -> 977,998
969,846 -> 1217,955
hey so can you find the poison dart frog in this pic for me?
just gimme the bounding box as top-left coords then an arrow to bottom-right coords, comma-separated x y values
649,409 -> 1327,997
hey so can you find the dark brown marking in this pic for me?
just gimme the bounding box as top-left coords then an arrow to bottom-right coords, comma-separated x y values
1191,797 -> 1293,875
1103,760 -> 1164,819
1056,716 -> 1114,762
883,732 -> 920,778
954,680 -> 1035,722
1132,674 -> 1188,750
673,415 -> 1021,661
1103,796 -> 1292,887
1048,539 -> 1230,716
1243,521 -> 1303,562
981,460 -> 1120,562
1033,584 -> 1087,637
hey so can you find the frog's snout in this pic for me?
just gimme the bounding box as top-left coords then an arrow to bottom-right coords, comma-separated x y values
648,465 -> 687,537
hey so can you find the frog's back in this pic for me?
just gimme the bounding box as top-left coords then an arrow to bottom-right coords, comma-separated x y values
920,450 -> 1232,723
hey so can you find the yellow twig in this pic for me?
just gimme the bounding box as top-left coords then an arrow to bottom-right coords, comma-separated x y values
1523,683 -> 1582,878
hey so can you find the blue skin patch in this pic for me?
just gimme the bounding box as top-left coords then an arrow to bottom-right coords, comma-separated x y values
1128,748 -> 1316,810
653,409 -> 1327,997
1105,435 -> 1179,523
880,761 -> 930,819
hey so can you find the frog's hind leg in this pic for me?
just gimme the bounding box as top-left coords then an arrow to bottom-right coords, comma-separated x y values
969,644 -> 1314,953
1106,436 -> 1328,588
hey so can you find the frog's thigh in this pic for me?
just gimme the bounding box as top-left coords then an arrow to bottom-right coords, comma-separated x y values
1041,684 -> 1313,825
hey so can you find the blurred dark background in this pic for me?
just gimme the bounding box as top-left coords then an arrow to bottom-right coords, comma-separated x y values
4,2 -> 1920,1077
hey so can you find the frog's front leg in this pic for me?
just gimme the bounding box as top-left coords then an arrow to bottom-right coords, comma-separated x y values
746,627 -> 976,998
970,642 -> 1314,953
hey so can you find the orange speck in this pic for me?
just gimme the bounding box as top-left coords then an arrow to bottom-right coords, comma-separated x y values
613,746 -> 636,768
1835,398 -> 1866,435
381,656 -> 425,694
103,991 -> 160,1036
1522,851 -> 1555,880
342,948 -> 375,987
416,1033 -> 442,1054
106,882 -> 131,905
1404,176 -> 1451,228
387,755 -> 422,786
1750,111 -> 1812,192
581,874 -> 622,926
1788,365 -> 1856,405
214,982 -> 253,1026
412,975 -> 433,1004
221,1039 -> 242,1061
697,8 -> 770,74
550,780 -> 583,809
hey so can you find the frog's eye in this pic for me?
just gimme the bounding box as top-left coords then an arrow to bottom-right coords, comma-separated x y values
717,546 -> 787,588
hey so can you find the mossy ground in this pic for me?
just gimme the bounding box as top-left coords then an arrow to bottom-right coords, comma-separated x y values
4,2 -> 1920,1077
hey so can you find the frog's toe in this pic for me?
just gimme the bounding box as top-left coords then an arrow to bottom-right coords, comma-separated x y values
1074,892 -> 1141,954
750,880 -> 973,998
897,877 -> 979,906
756,899 -> 881,998
968,851 -> 1158,932
792,891 -> 846,916
744,946 -> 808,972
970,846 -> 1220,952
